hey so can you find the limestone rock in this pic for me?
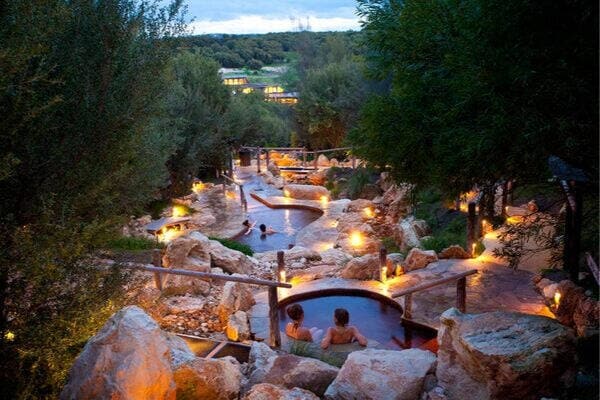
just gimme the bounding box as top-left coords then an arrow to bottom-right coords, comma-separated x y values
317,154 -> 330,166
411,219 -> 430,237
340,253 -> 382,280
438,245 -> 470,260
254,246 -> 321,263
555,279 -> 599,337
268,161 -> 281,176
173,357 -> 242,400
217,279 -> 256,324
226,310 -> 251,342
436,308 -> 577,400
395,217 -> 422,250
404,248 -> 438,271
205,239 -> 254,275
345,199 -> 375,213
283,184 -> 329,200
61,306 -> 180,400
324,348 -> 437,400
243,383 -> 319,400
359,183 -> 382,200
163,295 -> 206,314
573,295 -> 600,337
163,235 -> 211,269
320,248 -> 353,266
248,342 -> 339,397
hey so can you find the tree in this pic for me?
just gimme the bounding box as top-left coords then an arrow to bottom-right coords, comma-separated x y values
0,0 -> 185,397
165,51 -> 231,194
296,62 -> 369,149
351,0 -> 598,205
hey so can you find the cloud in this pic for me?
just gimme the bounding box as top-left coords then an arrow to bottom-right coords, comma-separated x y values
189,14 -> 361,34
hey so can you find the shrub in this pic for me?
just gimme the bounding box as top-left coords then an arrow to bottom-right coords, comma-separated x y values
381,236 -> 401,254
106,236 -> 161,251
209,237 -> 254,256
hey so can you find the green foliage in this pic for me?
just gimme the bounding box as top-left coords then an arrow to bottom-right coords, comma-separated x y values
208,237 -> 254,256
347,168 -> 372,200
0,0 -> 186,397
381,236 -> 401,254
352,0 -> 598,196
107,236 -> 160,251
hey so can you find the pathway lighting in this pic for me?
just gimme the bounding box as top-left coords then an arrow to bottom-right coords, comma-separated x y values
283,189 -> 291,198
554,291 -> 561,308
395,264 -> 404,276
350,231 -> 363,248
192,181 -> 205,193
380,265 -> 387,283
364,207 -> 374,218
172,205 -> 188,218
279,270 -> 287,283
4,331 -> 15,341
226,191 -> 236,200
320,195 -> 329,205
471,242 -> 477,257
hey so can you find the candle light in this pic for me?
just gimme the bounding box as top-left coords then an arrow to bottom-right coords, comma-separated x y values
350,231 -> 363,248
279,270 -> 287,283
380,266 -> 387,283
554,291 -> 561,307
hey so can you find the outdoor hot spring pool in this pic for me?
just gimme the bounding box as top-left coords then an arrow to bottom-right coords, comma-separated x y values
279,292 -> 438,352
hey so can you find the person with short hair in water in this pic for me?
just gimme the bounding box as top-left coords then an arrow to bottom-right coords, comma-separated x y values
259,223 -> 277,235
285,304 -> 321,342
320,308 -> 368,349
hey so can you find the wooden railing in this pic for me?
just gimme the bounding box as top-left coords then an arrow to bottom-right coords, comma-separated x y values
391,269 -> 478,319
240,145 -> 356,172
122,249 -> 292,347
220,173 -> 247,211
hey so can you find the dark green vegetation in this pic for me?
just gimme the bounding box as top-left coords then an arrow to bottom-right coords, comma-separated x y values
351,0 -> 598,262
107,236 -> 161,251
0,1 -> 185,397
208,237 -> 254,257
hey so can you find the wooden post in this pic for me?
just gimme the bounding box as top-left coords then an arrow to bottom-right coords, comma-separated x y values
302,149 -> 307,167
351,155 -> 356,169
455,196 -> 461,212
151,249 -> 163,291
240,184 -> 247,210
266,150 -> 270,169
313,151 -> 318,170
501,181 -> 508,217
228,149 -> 234,178
277,251 -> 285,283
379,247 -> 387,282
257,147 -> 261,173
467,202 -> 477,257
506,180 -> 514,206
268,287 -> 281,347
404,294 -> 413,319
564,184 -> 582,282
222,181 -> 226,196
456,277 -> 466,313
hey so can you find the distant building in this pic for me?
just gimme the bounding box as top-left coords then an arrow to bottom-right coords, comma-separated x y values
222,75 -> 249,86
267,92 -> 299,105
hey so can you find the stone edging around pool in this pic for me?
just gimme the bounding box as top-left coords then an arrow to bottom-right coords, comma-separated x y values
248,277 -> 408,342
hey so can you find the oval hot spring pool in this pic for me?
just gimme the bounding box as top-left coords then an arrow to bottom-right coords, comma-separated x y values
279,292 -> 438,352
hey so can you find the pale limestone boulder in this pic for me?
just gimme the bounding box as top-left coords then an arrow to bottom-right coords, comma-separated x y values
404,248 -> 438,271
324,348 -> 437,400
243,383 -> 319,400
438,245 -> 470,260
345,198 -> 375,213
173,357 -> 242,400
317,154 -> 330,166
283,184 -> 329,200
61,306 -> 189,400
340,253 -> 385,280
436,308 -> 577,400
555,279 -> 599,337
384,184 -> 412,220
320,248 -> 353,266
226,310 -> 251,342
217,279 -> 256,324
248,342 -> 339,397
268,161 -> 281,176
162,235 -> 211,269
205,240 -> 254,275
395,217 -> 422,250
254,246 -> 322,263
330,158 -> 339,167
162,295 -> 206,314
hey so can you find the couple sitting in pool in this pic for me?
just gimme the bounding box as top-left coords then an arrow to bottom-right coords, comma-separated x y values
285,304 -> 368,349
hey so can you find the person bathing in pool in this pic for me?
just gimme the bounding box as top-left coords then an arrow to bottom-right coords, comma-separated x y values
285,304 -> 322,342
259,223 -> 277,235
321,308 -> 368,349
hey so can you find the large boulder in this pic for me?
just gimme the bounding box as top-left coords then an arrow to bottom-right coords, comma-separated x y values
254,246 -> 322,264
554,279 -> 599,337
61,306 -> 193,400
404,248 -> 438,271
324,348 -> 437,400
320,248 -> 353,266
317,154 -> 330,167
173,357 -> 242,400
217,279 -> 256,324
243,383 -> 319,400
226,310 -> 251,342
283,184 -> 329,201
268,161 -> 281,176
340,253 -> 385,280
436,308 -> 577,400
247,342 -> 339,397
438,245 -> 470,260
383,184 -> 412,220
345,199 -> 375,213
395,217 -> 422,250
162,235 -> 211,269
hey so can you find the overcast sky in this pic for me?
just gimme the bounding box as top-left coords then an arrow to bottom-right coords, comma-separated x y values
185,0 -> 361,35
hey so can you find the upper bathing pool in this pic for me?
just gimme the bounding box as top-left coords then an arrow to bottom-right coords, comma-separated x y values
232,173 -> 321,252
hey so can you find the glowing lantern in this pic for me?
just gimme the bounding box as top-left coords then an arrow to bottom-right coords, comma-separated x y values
172,205 -> 188,218
192,181 -> 205,193
364,207 -> 374,218
283,189 -> 291,198
471,242 -> 477,257
4,331 -> 15,341
350,231 -> 363,248
226,191 -> 236,200
395,264 -> 404,276
320,195 -> 329,204
554,291 -> 561,307
279,270 -> 287,283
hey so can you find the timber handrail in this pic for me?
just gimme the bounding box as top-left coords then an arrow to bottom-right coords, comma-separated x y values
122,263 -> 292,289
313,147 -> 352,154
220,173 -> 241,186
391,269 -> 478,318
